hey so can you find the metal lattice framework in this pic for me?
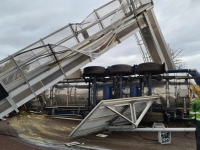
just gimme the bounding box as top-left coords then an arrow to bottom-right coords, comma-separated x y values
0,0 -> 175,118
69,96 -> 159,137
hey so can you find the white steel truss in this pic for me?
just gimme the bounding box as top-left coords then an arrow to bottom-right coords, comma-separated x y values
106,100 -> 153,127
0,0 -> 175,118
69,96 -> 159,137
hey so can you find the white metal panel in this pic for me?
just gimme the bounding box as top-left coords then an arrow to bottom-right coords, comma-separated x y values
69,96 -> 160,137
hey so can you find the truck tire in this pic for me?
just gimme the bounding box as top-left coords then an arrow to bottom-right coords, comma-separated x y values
109,64 -> 133,75
137,62 -> 165,75
83,66 -> 106,77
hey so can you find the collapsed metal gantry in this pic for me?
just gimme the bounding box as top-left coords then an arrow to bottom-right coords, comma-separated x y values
0,0 -> 175,119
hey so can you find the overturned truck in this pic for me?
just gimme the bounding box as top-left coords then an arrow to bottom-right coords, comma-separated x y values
0,0 -> 198,138
38,63 -> 199,123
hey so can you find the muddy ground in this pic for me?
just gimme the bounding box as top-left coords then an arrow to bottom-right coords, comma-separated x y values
0,112 -> 196,150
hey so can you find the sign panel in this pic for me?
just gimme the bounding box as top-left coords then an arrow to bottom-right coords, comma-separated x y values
69,96 -> 160,137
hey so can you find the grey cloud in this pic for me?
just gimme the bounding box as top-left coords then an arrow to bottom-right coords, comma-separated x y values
0,0 -> 200,71
153,0 -> 200,70
0,0 -> 111,51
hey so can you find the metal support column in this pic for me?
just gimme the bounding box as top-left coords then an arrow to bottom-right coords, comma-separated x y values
7,96 -> 19,113
148,72 -> 152,96
166,79 -> 170,107
10,55 -> 37,97
69,24 -> 80,43
94,10 -> 104,30
183,97 -> 187,114
48,44 -> 67,79
139,78 -> 143,96
88,81 -> 91,107
66,82 -> 69,106
119,74 -> 123,98
93,76 -> 97,106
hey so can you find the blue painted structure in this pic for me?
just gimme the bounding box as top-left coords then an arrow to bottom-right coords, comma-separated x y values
103,85 -> 112,100
167,69 -> 190,73
190,71 -> 200,86
130,85 -> 139,97
167,69 -> 200,86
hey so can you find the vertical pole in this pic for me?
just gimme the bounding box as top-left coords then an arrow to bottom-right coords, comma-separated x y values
67,82 -> 69,106
10,55 -> 37,96
93,76 -> 97,106
119,74 -> 123,98
139,78 -> 143,96
119,0 -> 128,15
94,10 -> 104,30
48,44 -> 67,78
114,77 -> 118,98
50,87 -> 53,106
166,79 -> 170,107
88,81 -> 91,107
69,24 -> 80,43
183,97 -> 187,114
148,72 -> 152,96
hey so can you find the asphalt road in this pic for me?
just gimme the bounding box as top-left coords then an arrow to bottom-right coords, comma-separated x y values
0,113 -> 196,150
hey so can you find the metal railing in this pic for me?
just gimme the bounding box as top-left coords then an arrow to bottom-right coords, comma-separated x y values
0,0 -> 144,90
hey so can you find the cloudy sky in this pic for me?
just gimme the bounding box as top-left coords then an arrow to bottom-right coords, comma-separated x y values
0,0 -> 200,70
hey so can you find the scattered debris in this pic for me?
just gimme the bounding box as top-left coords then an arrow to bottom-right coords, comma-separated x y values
50,116 -> 82,121
28,110 -> 43,115
76,145 -> 109,150
0,117 -> 6,121
65,141 -> 80,147
96,134 -> 108,138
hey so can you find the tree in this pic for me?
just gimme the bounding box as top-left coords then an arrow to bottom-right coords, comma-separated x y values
168,44 -> 185,69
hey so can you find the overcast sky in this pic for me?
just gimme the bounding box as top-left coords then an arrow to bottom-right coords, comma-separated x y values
0,0 -> 200,70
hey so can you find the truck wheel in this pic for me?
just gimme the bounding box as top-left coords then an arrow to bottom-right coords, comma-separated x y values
109,64 -> 133,75
137,62 -> 165,74
83,66 -> 106,77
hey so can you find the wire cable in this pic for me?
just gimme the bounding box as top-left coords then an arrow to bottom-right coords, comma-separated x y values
137,132 -> 157,141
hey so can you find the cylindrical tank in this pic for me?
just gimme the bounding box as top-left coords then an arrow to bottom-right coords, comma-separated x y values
103,85 -> 112,100
130,85 -> 139,97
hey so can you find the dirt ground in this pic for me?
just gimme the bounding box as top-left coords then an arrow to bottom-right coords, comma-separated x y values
0,112 -> 196,150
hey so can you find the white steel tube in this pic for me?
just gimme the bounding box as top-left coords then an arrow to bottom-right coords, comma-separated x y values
132,128 -> 196,132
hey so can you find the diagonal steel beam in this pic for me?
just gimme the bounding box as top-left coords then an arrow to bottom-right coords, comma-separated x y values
108,105 -> 129,125
129,103 -> 137,123
107,106 -> 136,126
135,100 -> 153,126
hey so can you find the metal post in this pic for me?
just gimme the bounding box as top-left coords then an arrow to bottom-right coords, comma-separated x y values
93,76 -> 97,106
48,44 -> 67,79
69,24 -> 80,43
148,72 -> 152,96
130,103 -> 136,123
50,87 -> 53,106
107,127 -> 196,132
135,100 -> 153,126
67,82 -> 69,106
88,81 -> 91,107
119,0 -> 128,16
94,10 -> 104,30
183,97 -> 187,114
119,74 -> 123,98
166,79 -> 170,107
7,96 -> 19,113
139,78 -> 143,96
40,39 -> 52,55
113,76 -> 118,98
132,128 -> 196,132
9,55 -> 37,97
